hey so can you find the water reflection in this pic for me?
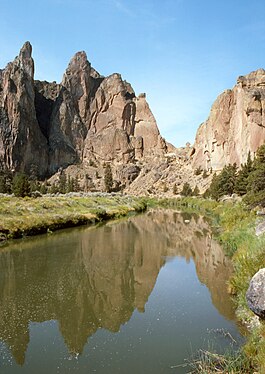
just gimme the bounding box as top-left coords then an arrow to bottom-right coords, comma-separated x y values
0,209 -> 235,365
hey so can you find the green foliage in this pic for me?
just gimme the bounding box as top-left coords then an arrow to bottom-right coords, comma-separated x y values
12,173 -> 30,197
39,181 -> 48,195
235,153 -> 253,196
180,182 -> 193,196
50,183 -> 59,194
0,170 -> 12,193
0,176 -> 7,193
206,164 -> 237,200
104,164 -> 113,193
58,171 -> 67,193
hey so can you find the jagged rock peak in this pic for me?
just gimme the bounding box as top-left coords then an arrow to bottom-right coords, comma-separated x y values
18,41 -> 34,78
237,68 -> 265,88
63,51 -> 102,79
67,51 -> 90,71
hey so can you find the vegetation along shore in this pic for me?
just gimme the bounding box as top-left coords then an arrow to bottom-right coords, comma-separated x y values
0,194 -> 147,241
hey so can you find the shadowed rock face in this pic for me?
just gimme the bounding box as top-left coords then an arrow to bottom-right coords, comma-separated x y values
0,42 -> 166,177
0,210 -> 235,364
192,69 -> 265,171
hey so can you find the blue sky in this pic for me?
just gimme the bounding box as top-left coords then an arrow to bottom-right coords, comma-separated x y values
1,0 -> 265,147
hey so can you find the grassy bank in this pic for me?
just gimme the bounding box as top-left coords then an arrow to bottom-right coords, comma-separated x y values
165,197 -> 265,372
0,194 -> 147,240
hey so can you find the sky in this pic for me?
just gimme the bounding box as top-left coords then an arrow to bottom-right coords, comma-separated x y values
1,0 -> 265,147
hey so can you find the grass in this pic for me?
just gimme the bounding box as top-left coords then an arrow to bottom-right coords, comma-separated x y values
0,194 -> 147,240
167,196 -> 265,372
186,348 -> 253,373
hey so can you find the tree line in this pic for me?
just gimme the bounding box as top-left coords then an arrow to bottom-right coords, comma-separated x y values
0,163 -> 115,197
205,144 -> 265,206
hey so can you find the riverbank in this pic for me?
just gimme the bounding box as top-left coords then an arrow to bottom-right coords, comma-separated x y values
0,194 -> 264,370
0,194 -> 147,241
163,197 -> 265,372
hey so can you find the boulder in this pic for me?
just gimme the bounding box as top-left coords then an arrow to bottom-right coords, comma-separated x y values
246,268 -> 265,319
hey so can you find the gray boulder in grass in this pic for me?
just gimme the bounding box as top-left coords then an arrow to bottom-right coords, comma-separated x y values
246,268 -> 265,319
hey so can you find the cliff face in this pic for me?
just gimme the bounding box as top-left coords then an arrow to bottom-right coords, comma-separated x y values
0,42 -> 49,176
192,69 -> 265,170
0,42 -> 166,178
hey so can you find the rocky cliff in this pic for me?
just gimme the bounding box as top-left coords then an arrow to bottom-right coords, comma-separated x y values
0,42 -> 167,179
3,42 -> 265,194
192,69 -> 265,171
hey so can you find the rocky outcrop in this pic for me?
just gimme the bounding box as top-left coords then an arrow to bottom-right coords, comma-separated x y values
0,42 -> 167,178
246,268 -> 265,319
192,69 -> 265,171
0,42 -> 48,176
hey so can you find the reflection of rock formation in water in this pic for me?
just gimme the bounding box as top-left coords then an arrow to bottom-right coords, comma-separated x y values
0,210 -> 235,365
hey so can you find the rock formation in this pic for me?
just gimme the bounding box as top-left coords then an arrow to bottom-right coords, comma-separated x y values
0,42 -> 48,176
192,69 -> 265,171
246,268 -> 265,319
3,42 -> 265,193
0,42 -> 167,179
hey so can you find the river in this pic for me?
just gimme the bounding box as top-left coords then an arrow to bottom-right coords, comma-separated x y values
0,209 -> 244,373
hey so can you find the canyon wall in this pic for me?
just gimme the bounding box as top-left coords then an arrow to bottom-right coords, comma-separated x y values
192,69 -> 265,170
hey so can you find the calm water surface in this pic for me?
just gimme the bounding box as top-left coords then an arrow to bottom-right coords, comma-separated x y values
0,209 -> 244,373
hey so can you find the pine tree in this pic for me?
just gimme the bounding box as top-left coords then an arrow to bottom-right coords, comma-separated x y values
39,181 -> 48,194
66,176 -> 74,193
12,173 -> 30,197
104,164 -> 113,192
235,153 -> 253,196
58,171 -> 67,193
218,163 -> 237,195
180,182 -> 193,196
247,147 -> 265,194
206,164 -> 237,200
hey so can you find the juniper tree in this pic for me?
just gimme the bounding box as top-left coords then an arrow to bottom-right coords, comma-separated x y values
12,173 -> 30,197
180,182 -> 193,196
104,164 -> 113,193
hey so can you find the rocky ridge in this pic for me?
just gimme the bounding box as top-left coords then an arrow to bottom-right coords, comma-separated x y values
0,42 -> 168,186
2,42 -> 265,195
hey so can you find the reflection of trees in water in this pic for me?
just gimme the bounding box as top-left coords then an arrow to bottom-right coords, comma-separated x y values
0,210 -> 235,365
